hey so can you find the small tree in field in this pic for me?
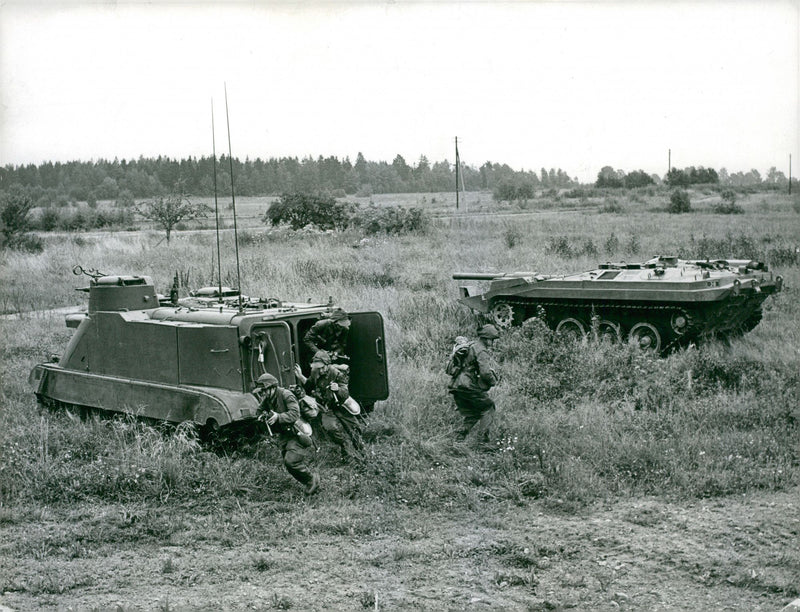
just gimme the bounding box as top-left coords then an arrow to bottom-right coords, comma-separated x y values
1,186 -> 43,252
1,186 -> 33,243
138,191 -> 209,243
668,189 -> 691,214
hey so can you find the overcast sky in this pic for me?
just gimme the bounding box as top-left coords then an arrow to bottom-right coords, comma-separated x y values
1,1 -> 798,183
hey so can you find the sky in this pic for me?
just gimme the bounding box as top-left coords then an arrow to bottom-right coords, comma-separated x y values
1,1 -> 798,184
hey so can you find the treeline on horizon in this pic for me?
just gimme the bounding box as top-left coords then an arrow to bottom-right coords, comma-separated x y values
0,154 -> 577,208
1,154 -> 793,210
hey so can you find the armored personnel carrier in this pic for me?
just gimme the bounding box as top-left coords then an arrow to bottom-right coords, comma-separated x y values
454,256 -> 782,351
30,268 -> 389,434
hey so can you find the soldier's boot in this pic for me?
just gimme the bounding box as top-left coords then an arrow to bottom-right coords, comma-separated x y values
305,472 -> 320,495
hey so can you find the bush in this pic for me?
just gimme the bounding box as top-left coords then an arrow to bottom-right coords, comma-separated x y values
350,205 -> 430,235
604,233 -> 620,256
493,181 -> 517,202
3,232 -> 44,253
263,193 -> 355,231
563,187 -> 592,199
545,235 -> 574,258
600,198 -> 624,213
712,201 -> 744,215
1,185 -> 33,241
711,189 -> 743,214
668,189 -> 691,213
503,226 -> 523,248
116,189 -> 135,208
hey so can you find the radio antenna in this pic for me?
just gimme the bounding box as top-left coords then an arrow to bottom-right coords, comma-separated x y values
211,99 -> 223,303
224,83 -> 243,310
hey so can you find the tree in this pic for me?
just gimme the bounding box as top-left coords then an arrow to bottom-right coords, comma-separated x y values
596,166 -> 624,188
766,167 -> 787,185
1,185 -> 33,243
392,154 -> 411,182
623,170 -> 654,189
263,193 -> 354,230
137,191 -> 209,243
668,189 -> 691,213
493,181 -> 518,202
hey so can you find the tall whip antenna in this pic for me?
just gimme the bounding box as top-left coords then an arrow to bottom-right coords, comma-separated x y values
211,99 -> 223,303
224,83 -> 243,310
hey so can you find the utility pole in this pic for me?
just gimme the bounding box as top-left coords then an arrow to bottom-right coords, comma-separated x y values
668,149 -> 671,177
790,154 -> 792,195
455,136 -> 460,211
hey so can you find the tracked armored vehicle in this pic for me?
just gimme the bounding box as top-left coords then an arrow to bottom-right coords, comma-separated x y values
30,269 -> 388,434
454,256 -> 783,351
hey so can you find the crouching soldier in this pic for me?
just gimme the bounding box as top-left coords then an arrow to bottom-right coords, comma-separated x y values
295,350 -> 364,462
303,308 -> 351,365
254,373 -> 320,495
447,324 -> 501,443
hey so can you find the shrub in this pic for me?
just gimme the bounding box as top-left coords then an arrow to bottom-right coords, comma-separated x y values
503,225 -> 523,249
711,189 -> 743,214
1,185 -> 33,241
116,189 -> 135,208
668,189 -> 691,213
580,238 -> 598,257
350,205 -> 429,235
625,234 -> 641,255
563,187 -> 591,199
604,233 -> 620,256
624,170 -> 655,189
545,235 -> 574,258
712,201 -> 744,215
4,233 -> 44,253
39,207 -> 60,232
600,198 -> 624,213
493,181 -> 517,202
263,193 -> 355,231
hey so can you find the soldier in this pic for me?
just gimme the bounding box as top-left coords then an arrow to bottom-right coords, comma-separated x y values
295,350 -> 364,462
447,324 -> 501,443
304,308 -> 351,363
254,373 -> 320,495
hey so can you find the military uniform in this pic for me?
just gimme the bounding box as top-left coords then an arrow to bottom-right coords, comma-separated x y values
304,309 -> 350,358
257,375 -> 319,493
448,326 -> 501,442
303,351 -> 364,461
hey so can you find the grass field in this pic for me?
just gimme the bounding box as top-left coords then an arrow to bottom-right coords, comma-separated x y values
1,187 -> 799,609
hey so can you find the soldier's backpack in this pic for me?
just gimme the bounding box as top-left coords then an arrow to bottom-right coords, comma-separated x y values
445,338 -> 473,378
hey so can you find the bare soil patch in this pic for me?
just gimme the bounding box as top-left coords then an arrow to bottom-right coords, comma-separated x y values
2,487 -> 797,611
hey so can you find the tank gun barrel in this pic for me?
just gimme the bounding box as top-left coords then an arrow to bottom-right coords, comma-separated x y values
452,272 -> 502,281
453,272 -> 537,281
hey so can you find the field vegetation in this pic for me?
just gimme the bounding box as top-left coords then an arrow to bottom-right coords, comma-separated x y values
1,187 -> 799,609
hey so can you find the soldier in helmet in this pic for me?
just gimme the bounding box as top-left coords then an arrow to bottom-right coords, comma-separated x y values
303,308 -> 351,364
294,350 -> 364,462
447,324 -> 501,443
254,373 -> 320,495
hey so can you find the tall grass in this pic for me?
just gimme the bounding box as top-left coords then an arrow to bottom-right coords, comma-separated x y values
1,191 -> 798,510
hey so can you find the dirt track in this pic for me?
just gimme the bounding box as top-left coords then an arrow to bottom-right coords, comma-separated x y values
2,486 -> 797,611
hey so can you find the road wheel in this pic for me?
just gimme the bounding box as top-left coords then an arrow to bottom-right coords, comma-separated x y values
490,301 -> 518,329
596,319 -> 621,343
200,418 -> 221,446
556,317 -> 586,342
629,322 -> 661,352
670,310 -> 691,336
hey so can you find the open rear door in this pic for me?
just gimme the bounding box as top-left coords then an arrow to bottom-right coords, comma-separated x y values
346,311 -> 389,404
249,322 -> 295,389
